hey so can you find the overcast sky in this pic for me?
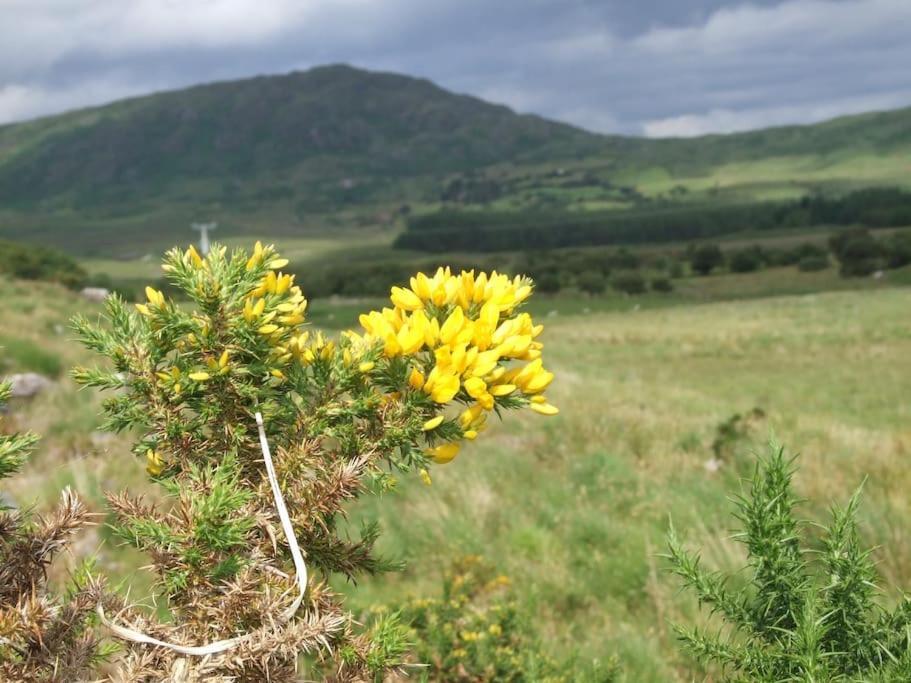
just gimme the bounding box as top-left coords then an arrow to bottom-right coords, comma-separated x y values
1,0 -> 910,137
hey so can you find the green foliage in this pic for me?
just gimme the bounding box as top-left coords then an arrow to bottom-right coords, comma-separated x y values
68,243 -> 556,679
650,276 -> 674,293
394,556 -> 620,682
535,271 -> 562,293
729,247 -> 764,273
885,230 -> 911,269
0,334 -> 64,376
710,408 -> 765,461
0,378 -> 105,682
830,228 -> 884,277
667,444 -> 911,681
0,381 -> 38,480
611,271 -> 646,295
0,238 -> 87,289
71,243 -> 427,678
797,253 -> 830,272
577,270 -> 607,295
395,189 -> 911,253
690,244 -> 725,276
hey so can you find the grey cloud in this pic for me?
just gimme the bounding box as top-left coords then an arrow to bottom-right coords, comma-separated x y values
0,0 -> 909,136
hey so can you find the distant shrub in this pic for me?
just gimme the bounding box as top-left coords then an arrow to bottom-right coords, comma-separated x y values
830,228 -> 883,277
766,247 -> 800,267
668,261 -> 685,278
668,445 -> 911,680
729,247 -> 763,273
651,276 -> 674,293
611,271 -> 646,295
87,272 -> 114,289
577,270 -> 607,295
396,556 -> 621,682
535,271 -> 562,293
690,244 -> 724,276
798,254 -> 830,271
399,557 -> 553,681
0,239 -> 88,290
710,407 -> 765,461
611,247 -> 641,270
764,243 -> 827,269
885,230 -> 911,269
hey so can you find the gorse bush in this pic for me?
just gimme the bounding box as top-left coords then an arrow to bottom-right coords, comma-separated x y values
394,556 -> 560,682
0,238 -> 88,290
667,445 -> 911,682
386,556 -> 621,682
0,380 -> 110,682
70,243 -> 558,680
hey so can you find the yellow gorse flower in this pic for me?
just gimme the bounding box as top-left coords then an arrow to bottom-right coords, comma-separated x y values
234,243 -> 311,376
137,245 -> 555,480
358,267 -> 557,465
146,449 -> 165,476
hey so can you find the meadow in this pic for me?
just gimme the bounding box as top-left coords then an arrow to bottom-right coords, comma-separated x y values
2,264 -> 909,680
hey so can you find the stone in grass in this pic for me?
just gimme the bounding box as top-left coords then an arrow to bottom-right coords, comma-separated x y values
6,373 -> 54,399
703,457 -> 722,473
80,287 -> 110,302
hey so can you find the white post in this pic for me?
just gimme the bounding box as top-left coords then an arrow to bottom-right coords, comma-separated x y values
191,222 -> 217,255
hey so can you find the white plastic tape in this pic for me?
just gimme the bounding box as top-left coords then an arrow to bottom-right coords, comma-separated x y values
97,412 -> 308,655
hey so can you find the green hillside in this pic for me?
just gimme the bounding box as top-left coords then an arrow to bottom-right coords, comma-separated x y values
0,64 -> 909,257
0,65 -> 594,206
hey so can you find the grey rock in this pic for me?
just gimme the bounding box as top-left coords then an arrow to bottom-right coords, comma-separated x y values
81,287 -> 110,302
6,372 -> 54,398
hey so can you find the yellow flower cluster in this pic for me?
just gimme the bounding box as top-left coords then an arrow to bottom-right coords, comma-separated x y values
240,245 -> 312,378
138,243 -> 312,387
357,267 -> 558,464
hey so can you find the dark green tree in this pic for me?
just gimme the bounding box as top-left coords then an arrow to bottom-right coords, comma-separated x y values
829,228 -> 883,277
690,244 -> 725,276
577,270 -> 607,295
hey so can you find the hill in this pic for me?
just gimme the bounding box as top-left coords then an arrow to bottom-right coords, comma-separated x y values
0,65 -> 595,207
0,64 -> 909,256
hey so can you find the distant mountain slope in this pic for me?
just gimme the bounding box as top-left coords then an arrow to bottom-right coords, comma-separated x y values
0,65 -> 598,206
624,106 -> 911,169
1,64 -> 909,211
0,64 -> 909,259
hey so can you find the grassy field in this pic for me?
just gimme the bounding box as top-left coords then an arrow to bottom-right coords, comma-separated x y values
2,272 -> 910,680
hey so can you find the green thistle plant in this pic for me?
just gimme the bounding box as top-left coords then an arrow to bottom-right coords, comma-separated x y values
667,444 -> 911,682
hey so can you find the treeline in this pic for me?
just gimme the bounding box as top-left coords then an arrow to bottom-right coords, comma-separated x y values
394,188 -> 911,252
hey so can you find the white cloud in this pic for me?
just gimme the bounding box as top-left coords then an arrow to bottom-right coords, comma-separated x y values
0,78 -> 159,125
634,0 -> 911,56
0,1 -> 384,79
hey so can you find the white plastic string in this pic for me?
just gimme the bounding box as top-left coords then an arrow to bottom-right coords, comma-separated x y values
96,412 -> 308,656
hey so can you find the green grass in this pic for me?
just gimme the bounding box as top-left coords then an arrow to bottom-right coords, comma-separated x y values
2,272 -> 911,680
339,286 -> 911,680
0,335 -> 63,377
